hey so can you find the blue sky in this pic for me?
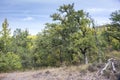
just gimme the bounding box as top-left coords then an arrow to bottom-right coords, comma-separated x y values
0,0 -> 120,35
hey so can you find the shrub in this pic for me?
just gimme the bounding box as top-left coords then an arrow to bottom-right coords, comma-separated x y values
0,52 -> 22,72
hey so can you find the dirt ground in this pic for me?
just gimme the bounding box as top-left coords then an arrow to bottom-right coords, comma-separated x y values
0,66 -> 117,80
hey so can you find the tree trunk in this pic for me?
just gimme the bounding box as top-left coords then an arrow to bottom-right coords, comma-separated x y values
69,53 -> 73,63
59,49 -> 63,64
99,54 -> 102,63
83,53 -> 88,64
79,48 -> 89,64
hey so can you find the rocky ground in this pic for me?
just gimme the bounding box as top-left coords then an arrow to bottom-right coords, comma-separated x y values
0,63 -> 120,80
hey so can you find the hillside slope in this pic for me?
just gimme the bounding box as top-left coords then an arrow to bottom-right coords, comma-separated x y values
1,64 -> 120,80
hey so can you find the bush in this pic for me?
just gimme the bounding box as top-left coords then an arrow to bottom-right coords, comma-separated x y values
0,52 -> 22,72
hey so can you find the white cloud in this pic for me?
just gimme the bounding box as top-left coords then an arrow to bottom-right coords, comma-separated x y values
93,17 -> 111,25
87,8 -> 106,12
23,17 -> 34,21
86,8 -> 117,13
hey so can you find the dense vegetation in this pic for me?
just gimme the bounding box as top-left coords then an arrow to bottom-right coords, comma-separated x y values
0,4 -> 120,72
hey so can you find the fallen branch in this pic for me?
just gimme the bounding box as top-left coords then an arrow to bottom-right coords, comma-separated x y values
100,58 -> 116,75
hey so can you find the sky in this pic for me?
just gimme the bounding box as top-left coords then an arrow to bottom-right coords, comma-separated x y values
0,0 -> 120,35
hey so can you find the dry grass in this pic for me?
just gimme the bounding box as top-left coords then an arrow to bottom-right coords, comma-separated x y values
106,50 -> 120,60
0,64 -> 119,80
1,63 -> 120,80
0,64 -> 105,80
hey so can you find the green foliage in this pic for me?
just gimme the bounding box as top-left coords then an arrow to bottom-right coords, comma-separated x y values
0,52 -> 22,72
110,10 -> 120,50
0,19 -> 11,53
104,10 -> 120,50
34,3 -> 100,65
0,38 -> 4,51
110,10 -> 120,40
111,39 -> 120,50
10,29 -> 33,68
33,33 -> 61,67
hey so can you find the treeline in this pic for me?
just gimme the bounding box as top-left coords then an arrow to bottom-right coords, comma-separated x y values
0,4 -> 120,72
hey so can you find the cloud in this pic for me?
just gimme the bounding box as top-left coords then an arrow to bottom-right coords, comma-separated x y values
86,8 -> 117,13
93,16 -> 111,25
87,8 -> 106,12
23,17 -> 34,21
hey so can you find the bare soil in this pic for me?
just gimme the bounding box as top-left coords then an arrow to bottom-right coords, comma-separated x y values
0,66 -> 118,80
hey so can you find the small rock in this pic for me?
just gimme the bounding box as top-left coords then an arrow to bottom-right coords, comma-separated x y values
45,71 -> 50,74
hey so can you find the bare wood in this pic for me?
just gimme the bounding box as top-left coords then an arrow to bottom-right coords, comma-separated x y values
100,58 -> 116,75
